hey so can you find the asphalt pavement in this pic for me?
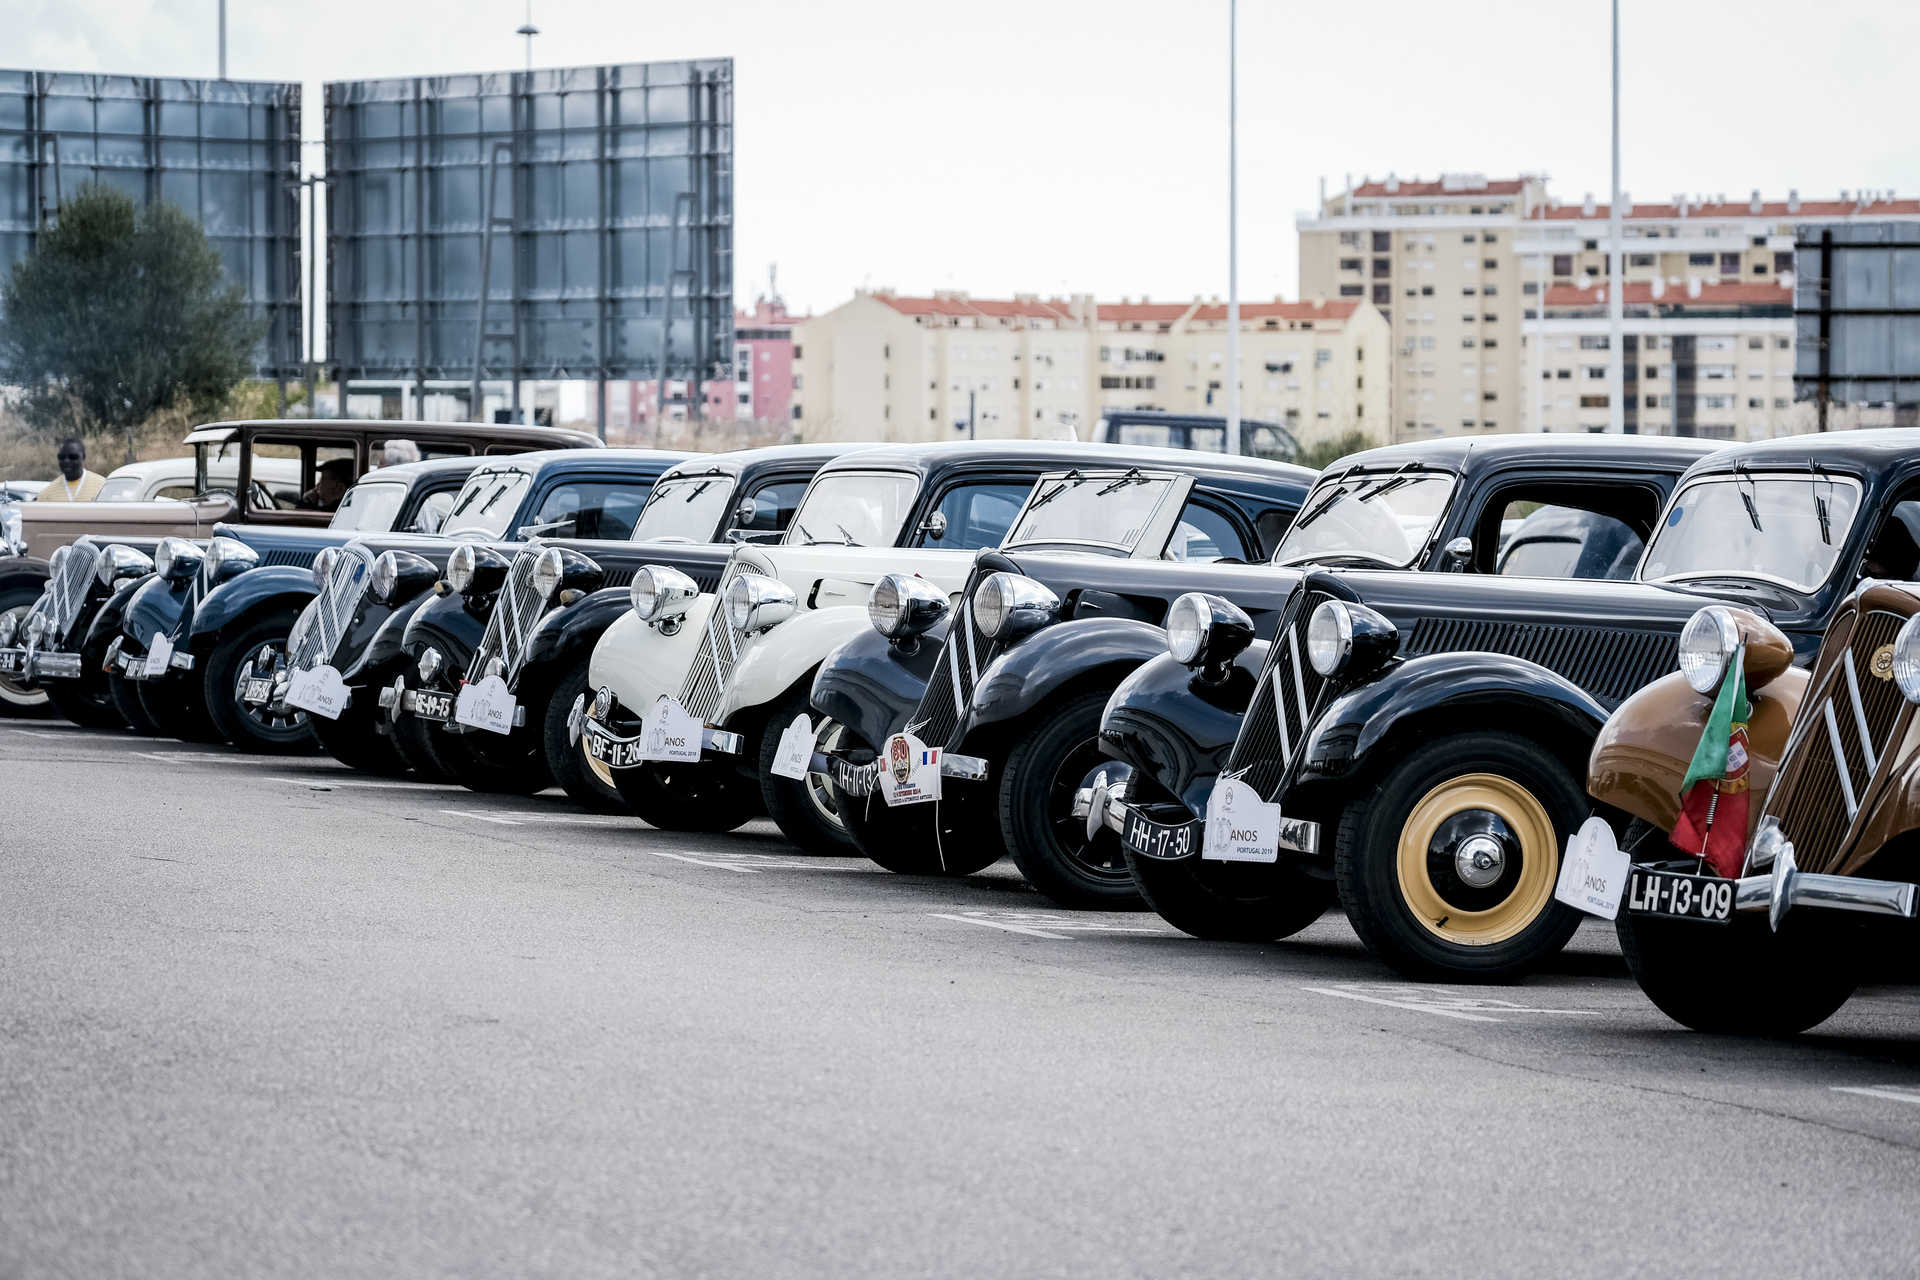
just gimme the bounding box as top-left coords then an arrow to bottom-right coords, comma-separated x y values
3,720 -> 1919,1278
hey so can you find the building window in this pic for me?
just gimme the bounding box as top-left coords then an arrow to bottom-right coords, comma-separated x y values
1522,282 -> 1538,296
1689,252 -> 1714,266
1556,369 -> 1572,379
1372,231 -> 1390,252
1748,397 -> 1765,409
1421,285 -> 1434,296
1463,232 -> 1477,243
1580,394 -> 1610,409
1339,284 -> 1365,297
1777,336 -> 1791,349
1373,284 -> 1391,304
1462,286 -> 1477,296
1483,258 -> 1497,270
791,344 -> 803,359
1584,239 -> 1599,251
1720,252 -> 1742,274
1339,257 -> 1362,271
1484,391 -> 1497,402
1775,252 -> 1794,274
928,408 -> 937,421
1484,338 -> 1498,349
1462,337 -> 1477,348
1579,336 -> 1610,349
1630,253 -> 1655,267
1339,230 -> 1362,247
1553,255 -> 1574,276
1775,397 -> 1790,409
1483,285 -> 1497,296
1373,258 -> 1392,277
1584,365 -> 1607,379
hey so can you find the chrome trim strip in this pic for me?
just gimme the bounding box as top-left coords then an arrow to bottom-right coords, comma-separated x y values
1822,700 -> 1859,817
1287,627 -> 1311,730
1841,653 -> 1879,775
1270,658 -> 1293,765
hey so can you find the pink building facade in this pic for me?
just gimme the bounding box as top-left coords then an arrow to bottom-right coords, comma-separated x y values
604,297 -> 803,431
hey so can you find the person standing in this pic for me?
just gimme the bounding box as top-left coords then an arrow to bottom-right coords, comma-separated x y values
35,438 -> 105,502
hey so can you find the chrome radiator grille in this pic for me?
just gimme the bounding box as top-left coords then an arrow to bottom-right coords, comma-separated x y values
1765,608 -> 1909,874
46,541 -> 102,642
288,547 -> 372,671
905,567 -> 996,749
1405,615 -> 1673,708
1223,587 -> 1334,801
468,550 -> 552,688
677,561 -> 750,724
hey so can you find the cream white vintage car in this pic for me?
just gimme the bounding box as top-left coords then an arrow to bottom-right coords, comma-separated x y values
577,440 -> 1222,853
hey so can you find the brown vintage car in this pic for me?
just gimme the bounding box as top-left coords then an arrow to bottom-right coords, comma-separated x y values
1590,587 -> 1920,1035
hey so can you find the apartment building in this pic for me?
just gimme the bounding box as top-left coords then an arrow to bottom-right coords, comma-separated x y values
1298,173 -> 1920,437
792,291 -> 1389,447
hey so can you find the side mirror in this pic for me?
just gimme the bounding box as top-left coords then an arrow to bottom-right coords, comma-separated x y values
1443,536 -> 1474,572
919,511 -> 948,541
735,496 -> 758,528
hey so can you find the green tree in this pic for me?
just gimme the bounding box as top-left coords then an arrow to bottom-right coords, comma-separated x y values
0,185 -> 261,463
1296,430 -> 1377,471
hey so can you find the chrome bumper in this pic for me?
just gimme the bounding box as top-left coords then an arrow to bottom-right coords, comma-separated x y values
1737,846 -> 1919,930
577,712 -> 742,766
1075,781 -> 1322,858
109,644 -> 193,679
0,645 -> 77,680
812,751 -> 990,798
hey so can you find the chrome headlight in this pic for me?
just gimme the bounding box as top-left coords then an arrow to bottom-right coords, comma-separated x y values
724,572 -> 796,634
48,545 -> 69,576
1304,599 -> 1399,678
530,547 -> 566,600
312,545 -> 340,587
0,613 -> 13,645
155,536 -> 202,583
631,565 -> 699,622
371,549 -> 437,605
0,505 -> 21,554
1893,614 -> 1920,705
204,535 -> 259,584
97,543 -> 154,586
974,573 -> 1059,642
417,646 -> 444,684
1166,592 -> 1255,670
592,684 -> 614,720
447,543 -> 478,594
24,611 -> 44,642
1678,605 -> 1742,695
869,573 -> 949,641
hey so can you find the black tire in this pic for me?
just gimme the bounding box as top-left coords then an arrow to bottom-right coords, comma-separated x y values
757,685 -> 857,857
1618,895 -> 1858,1035
137,671 -> 222,743
543,664 -> 623,812
998,690 -> 1141,909
45,655 -> 126,730
436,717 -> 553,795
202,611 -> 317,754
109,673 -> 162,735
310,694 -> 409,776
1334,730 -> 1586,982
0,586 -> 53,718
385,657 -> 456,781
832,729 -> 1004,876
612,760 -> 760,832
1128,850 -> 1336,942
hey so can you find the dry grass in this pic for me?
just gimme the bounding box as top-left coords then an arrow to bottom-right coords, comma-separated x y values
0,382 -> 298,483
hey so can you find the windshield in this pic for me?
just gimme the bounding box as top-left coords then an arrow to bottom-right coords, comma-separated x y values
445,467 -> 533,539
784,472 -> 919,547
630,473 -> 736,543
1005,471 -> 1176,551
96,476 -> 145,502
329,481 -> 409,532
1641,473 -> 1862,592
1274,469 -> 1457,568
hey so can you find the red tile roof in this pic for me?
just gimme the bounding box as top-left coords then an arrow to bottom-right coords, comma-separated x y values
1188,299 -> 1360,323
1536,198 -> 1920,221
1544,281 -> 1792,308
871,293 -> 1076,321
1094,301 -> 1193,323
1352,178 -> 1527,199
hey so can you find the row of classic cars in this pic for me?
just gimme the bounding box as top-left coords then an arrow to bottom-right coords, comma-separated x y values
9,417 -> 1919,1035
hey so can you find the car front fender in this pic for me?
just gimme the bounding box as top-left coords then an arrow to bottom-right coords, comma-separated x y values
587,596 -> 715,718
122,573 -> 187,654
811,614 -> 952,752
517,585 -> 629,691
82,574 -> 147,655
715,605 -> 867,728
1097,642 -> 1270,819
187,566 -> 316,651
402,587 -> 488,674
966,617 -> 1170,739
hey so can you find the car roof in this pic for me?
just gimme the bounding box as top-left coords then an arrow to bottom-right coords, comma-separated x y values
349,455 -> 489,484
1325,432 -> 1722,475
810,438 -> 1314,485
656,442 -> 854,481
180,419 -> 605,449
1684,428 -> 1920,476
104,456 -> 203,479
456,447 -> 695,476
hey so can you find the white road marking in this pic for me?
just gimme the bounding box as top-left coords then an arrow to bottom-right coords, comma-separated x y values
1304,983 -> 1605,1024
132,751 -> 253,763
7,730 -> 84,739
6,728 -> 168,743
930,913 -> 1074,941
441,809 -> 525,826
642,850 -> 764,873
1831,1085 -> 1920,1107
273,776 -> 464,791
928,909 -> 1178,941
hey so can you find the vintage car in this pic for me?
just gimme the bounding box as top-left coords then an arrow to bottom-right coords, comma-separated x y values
807,454 -> 1318,896
577,441 -> 1257,852
96,455 -> 305,504
1079,433 -> 1866,979
386,444 -> 847,804
284,448 -> 692,776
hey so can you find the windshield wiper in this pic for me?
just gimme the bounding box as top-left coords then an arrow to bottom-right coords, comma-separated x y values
1290,464 -> 1362,532
1095,468 -> 1151,496
477,481 -> 516,516
1733,461 -> 1763,534
1809,458 -> 1835,545
1026,470 -> 1086,511
684,479 -> 715,503
833,522 -> 858,545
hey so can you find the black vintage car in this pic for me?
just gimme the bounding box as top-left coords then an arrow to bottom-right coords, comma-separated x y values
1082,433 -> 1855,978
808,453 -> 1318,895
279,448 -> 693,776
388,444 -> 845,803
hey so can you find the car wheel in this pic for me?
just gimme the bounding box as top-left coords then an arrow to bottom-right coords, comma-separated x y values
108,672 -> 161,735
756,685 -> 857,856
436,716 -> 553,796
833,735 -> 1004,876
309,693 -> 408,776
0,587 -> 53,718
1127,850 -> 1335,941
45,645 -> 126,730
202,611 -> 317,754
543,664 -> 623,812
1334,731 -> 1585,982
137,670 -> 222,743
613,760 -> 760,832
998,690 -> 1141,909
1618,873 -> 1858,1035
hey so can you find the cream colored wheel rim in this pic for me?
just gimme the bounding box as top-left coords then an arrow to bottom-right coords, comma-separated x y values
1393,772 -> 1556,947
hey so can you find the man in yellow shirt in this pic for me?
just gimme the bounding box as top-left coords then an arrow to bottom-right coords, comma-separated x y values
35,439 -> 105,502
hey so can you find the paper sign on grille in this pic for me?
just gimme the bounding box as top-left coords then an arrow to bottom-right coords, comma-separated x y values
455,674 -> 519,736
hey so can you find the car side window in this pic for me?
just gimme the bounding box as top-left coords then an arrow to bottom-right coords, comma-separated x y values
155,484 -> 197,501
1490,493 -> 1648,580
410,490 -> 456,534
737,479 -> 809,535
1165,499 -> 1253,563
917,482 -> 1033,550
526,481 -> 649,541
1861,496 -> 1920,581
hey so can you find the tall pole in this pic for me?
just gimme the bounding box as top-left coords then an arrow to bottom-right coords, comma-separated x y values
1534,227 -> 1548,432
1225,0 -> 1241,454
303,177 -> 317,414
517,0 -> 540,73
1607,0 -> 1625,434
218,0 -> 227,79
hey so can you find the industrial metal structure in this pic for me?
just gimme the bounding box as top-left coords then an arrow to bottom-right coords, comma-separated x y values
1795,220 -> 1920,428
323,58 -> 734,431
0,68 -> 304,378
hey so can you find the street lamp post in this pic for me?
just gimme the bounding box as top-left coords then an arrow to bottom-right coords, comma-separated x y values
1225,0 -> 1241,455
1607,0 -> 1625,434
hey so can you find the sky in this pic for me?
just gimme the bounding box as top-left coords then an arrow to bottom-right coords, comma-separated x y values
8,0 -> 1919,317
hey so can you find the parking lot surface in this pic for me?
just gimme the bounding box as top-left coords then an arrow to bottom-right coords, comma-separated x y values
4,721 -> 1919,1277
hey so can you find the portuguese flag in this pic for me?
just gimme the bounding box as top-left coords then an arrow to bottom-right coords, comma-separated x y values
1671,646 -> 1752,878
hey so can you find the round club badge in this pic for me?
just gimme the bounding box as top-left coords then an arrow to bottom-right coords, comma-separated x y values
888,734 -> 913,784
1871,642 -> 1896,681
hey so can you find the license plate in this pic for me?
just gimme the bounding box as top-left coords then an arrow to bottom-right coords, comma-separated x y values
242,676 -> 273,705
0,651 -> 20,675
413,691 -> 454,722
1122,810 -> 1199,862
1627,867 -> 1735,923
584,733 -> 644,769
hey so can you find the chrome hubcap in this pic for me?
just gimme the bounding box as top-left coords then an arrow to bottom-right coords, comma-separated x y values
1453,832 -> 1506,889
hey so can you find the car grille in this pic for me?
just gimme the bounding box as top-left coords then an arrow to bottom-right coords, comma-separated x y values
1404,616 -> 1674,707
288,546 -> 372,671
46,541 -> 102,644
1222,586 -> 1335,801
677,561 -> 751,724
467,549 -> 553,689
1764,608 -> 1909,875
905,565 -> 997,749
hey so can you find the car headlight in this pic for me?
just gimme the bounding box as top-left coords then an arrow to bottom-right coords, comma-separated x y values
724,572 -> 796,634
312,545 -> 340,587
869,573 -> 949,641
531,547 -> 566,600
1893,615 -> 1920,705
371,549 -> 437,605
0,612 -> 15,645
48,545 -> 69,576
204,535 -> 259,584
1678,605 -> 1743,695
1166,592 -> 1255,670
446,543 -> 477,593
0,505 -> 21,554
417,646 -> 444,684
24,611 -> 45,642
97,543 -> 154,586
155,536 -> 202,583
631,565 -> 699,622
973,573 -> 1059,642
1304,599 -> 1399,678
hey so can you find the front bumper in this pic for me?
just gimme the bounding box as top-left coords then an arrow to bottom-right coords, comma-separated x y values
0,646 -> 81,681
109,642 -> 194,681
569,696 -> 741,768
813,751 -> 990,798
1734,845 -> 1918,930
1076,786 -> 1322,861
